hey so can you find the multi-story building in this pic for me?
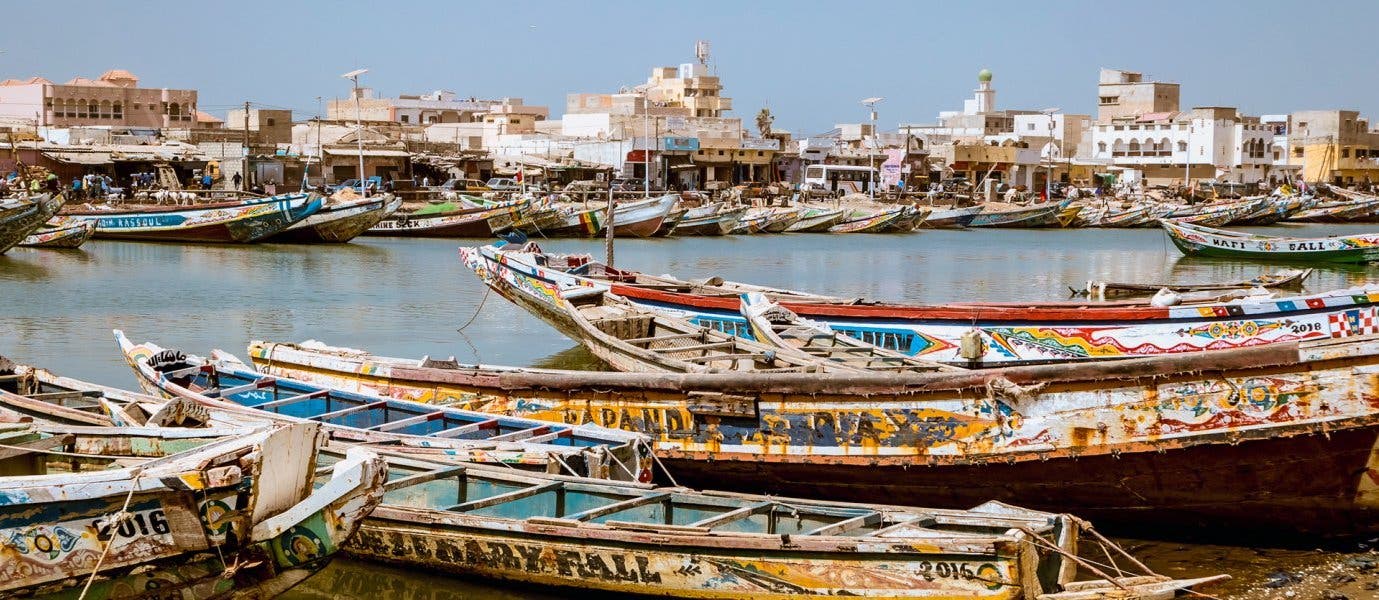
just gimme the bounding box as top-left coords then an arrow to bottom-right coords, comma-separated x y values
1088,106 -> 1276,184
225,107 -> 294,145
1286,110 -> 1379,185
900,70 -> 1022,140
1095,69 -> 1180,122
0,70 -> 197,129
328,89 -> 548,125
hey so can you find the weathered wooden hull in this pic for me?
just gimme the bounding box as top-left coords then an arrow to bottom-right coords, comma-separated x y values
248,335 -> 1379,537
828,208 -> 908,233
785,207 -> 846,232
18,220 -> 95,248
918,206 -> 981,229
365,204 -> 514,238
1162,219 -> 1379,263
673,208 -> 745,236
967,201 -> 1068,228
65,193 -> 321,243
601,194 -> 678,238
268,196 -> 399,243
651,207 -> 686,236
0,194 -> 64,254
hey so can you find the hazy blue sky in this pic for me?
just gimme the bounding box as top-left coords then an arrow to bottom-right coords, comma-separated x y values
4,0 -> 1373,135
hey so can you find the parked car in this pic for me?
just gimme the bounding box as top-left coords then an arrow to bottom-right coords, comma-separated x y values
434,178 -> 491,193
486,177 -> 521,191
326,176 -> 383,194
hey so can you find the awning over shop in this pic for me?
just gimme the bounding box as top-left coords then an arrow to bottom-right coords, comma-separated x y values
42,151 -> 112,165
323,148 -> 411,158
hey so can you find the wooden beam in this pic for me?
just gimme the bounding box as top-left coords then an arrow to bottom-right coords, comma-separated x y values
801,512 -> 882,536
384,465 -> 468,492
449,481 -> 561,512
253,389 -> 328,411
369,411 -> 446,432
204,377 -> 275,399
0,433 -> 74,461
488,425 -> 551,442
312,401 -> 386,422
563,492 -> 671,521
429,418 -> 499,438
686,501 -> 774,529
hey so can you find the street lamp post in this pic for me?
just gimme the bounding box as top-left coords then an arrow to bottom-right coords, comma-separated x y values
861,97 -> 883,200
1040,108 -> 1060,201
341,68 -> 369,196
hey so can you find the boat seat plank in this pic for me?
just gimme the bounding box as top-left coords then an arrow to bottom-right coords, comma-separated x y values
384,466 -> 468,492
680,353 -> 771,363
658,341 -> 735,353
0,433 -> 74,461
429,418 -> 500,438
801,512 -> 883,536
369,411 -> 446,432
451,481 -> 562,512
204,377 -> 275,399
563,492 -> 672,521
624,332 -> 703,344
687,501 -> 774,529
488,425 -> 551,442
313,400 -> 386,422
253,389 -> 328,410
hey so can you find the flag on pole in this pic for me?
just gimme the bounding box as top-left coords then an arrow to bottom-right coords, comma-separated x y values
516,167 -> 524,183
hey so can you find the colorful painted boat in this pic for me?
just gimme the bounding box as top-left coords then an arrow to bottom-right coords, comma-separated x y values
599,194 -> 678,238
0,420 -> 385,599
729,207 -> 773,234
246,330 -> 1379,537
348,452 -> 1222,599
917,205 -> 982,229
1162,219 -> 1379,263
63,193 -> 322,243
114,331 -> 649,480
672,204 -> 744,236
17,218 -> 94,249
1287,196 -> 1379,223
760,206 -> 805,233
470,243 -> 1379,366
1230,194 -> 1310,225
828,206 -> 909,233
651,205 -> 687,237
0,193 -> 64,254
1080,268 -> 1312,299
967,200 -> 1070,228
883,205 -> 928,232
366,198 -> 525,237
784,205 -> 847,232
1165,197 -> 1263,227
268,194 -> 400,243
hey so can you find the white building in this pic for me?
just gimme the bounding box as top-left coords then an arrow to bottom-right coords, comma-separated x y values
1088,107 -> 1275,184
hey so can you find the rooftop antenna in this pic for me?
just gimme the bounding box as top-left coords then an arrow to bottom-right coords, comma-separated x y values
695,40 -> 711,66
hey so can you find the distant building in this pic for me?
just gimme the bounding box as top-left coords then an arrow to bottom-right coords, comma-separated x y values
1089,106 -> 1275,185
1286,109 -> 1379,185
225,107 -> 294,145
327,89 -> 548,125
901,69 -> 1023,140
0,70 -> 197,129
1096,68 -> 1179,122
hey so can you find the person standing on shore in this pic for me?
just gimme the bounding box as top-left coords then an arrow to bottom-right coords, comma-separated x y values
232,172 -> 243,190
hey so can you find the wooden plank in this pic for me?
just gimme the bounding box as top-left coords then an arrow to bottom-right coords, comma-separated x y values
254,389 -> 328,410
313,401 -> 386,422
659,341 -> 734,354
369,411 -> 446,432
624,332 -> 703,345
681,353 -> 769,363
429,418 -> 499,438
801,512 -> 882,536
384,465 -> 468,492
162,364 -> 212,379
450,481 -> 561,512
686,501 -> 774,529
0,433 -> 73,461
488,425 -> 551,442
204,377 -> 275,398
563,492 -> 671,521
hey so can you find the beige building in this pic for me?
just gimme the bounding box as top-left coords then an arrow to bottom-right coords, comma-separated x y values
1096,68 -> 1179,122
225,107 -> 293,144
1288,109 -> 1379,185
328,89 -> 547,125
0,70 -> 197,129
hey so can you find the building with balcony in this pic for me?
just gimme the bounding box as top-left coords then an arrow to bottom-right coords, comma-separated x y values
0,70 -> 197,129
1285,109 -> 1379,185
328,89 -> 548,125
1088,106 -> 1276,185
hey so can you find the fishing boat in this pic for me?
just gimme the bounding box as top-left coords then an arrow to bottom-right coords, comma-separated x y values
784,205 -> 846,232
729,207 -> 773,234
469,243 -> 1379,365
366,198 -> 525,237
672,204 -> 743,236
652,205 -> 687,237
63,192 -> 322,243
17,218 -> 94,249
599,194 -> 678,238
1165,197 -> 1261,227
0,420 -> 385,598
113,332 -> 649,480
0,193 -> 64,254
966,200 -> 1070,228
1079,268 -> 1312,299
883,205 -> 928,232
246,330 -> 1379,537
917,205 -> 982,229
1230,194 -> 1310,226
540,204 -> 606,237
1287,195 -> 1379,223
738,293 -> 962,373
760,206 -> 805,233
267,194 -> 401,243
828,205 -> 909,233
347,452 -> 1222,599
488,201 -> 568,236
1162,219 -> 1379,263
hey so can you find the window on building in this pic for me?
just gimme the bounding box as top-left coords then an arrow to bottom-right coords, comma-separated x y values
1298,121 -> 1308,129
1294,148 -> 1304,157
1178,123 -> 1187,130
266,118 -> 276,126
1098,96 -> 1118,105
1178,141 -> 1188,152
112,102 -> 122,119
1342,148 -> 1351,158
1113,125 -> 1123,131
400,115 -> 409,123
1273,150 -> 1281,160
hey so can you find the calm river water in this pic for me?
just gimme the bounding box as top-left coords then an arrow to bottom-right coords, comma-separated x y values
3,225 -> 1377,598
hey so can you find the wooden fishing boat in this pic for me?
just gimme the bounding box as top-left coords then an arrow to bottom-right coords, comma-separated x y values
347,452 -> 1222,599
63,192 -> 322,243
1287,196 -> 1379,223
0,193 -> 64,254
917,204 -> 981,229
112,332 -> 649,480
967,200 -> 1070,228
267,194 -> 400,243
469,243 -> 1379,365
17,218 -> 94,249
672,204 -> 743,236
651,205 -> 687,236
1230,195 -> 1309,225
0,420 -> 385,599
1165,197 -> 1261,227
1080,268 -> 1312,299
739,293 -> 962,373
599,194 -> 678,238
883,205 -> 928,232
729,207 -> 773,234
1162,219 -> 1379,263
539,204 -> 605,237
784,205 -> 847,232
828,206 -> 909,233
760,206 -> 805,233
487,201 -> 568,236
366,198 -> 525,237
246,331 -> 1379,537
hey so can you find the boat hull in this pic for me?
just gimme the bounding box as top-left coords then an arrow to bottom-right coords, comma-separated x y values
918,206 -> 981,229
967,201 -> 1068,228
829,208 -> 907,233
0,194 -> 64,254
785,208 -> 846,232
66,193 -> 320,243
18,220 -> 95,248
1163,220 -> 1379,263
269,196 -> 398,243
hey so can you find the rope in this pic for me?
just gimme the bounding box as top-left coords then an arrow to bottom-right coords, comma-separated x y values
648,443 -> 679,488
78,467 -> 143,600
456,285 -> 492,333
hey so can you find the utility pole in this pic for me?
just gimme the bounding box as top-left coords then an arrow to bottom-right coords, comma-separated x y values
861,97 -> 883,200
604,183 -> 616,267
341,69 -> 369,197
242,101 -> 250,193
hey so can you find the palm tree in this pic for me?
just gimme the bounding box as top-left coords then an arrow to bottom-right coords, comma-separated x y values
755,107 -> 774,138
